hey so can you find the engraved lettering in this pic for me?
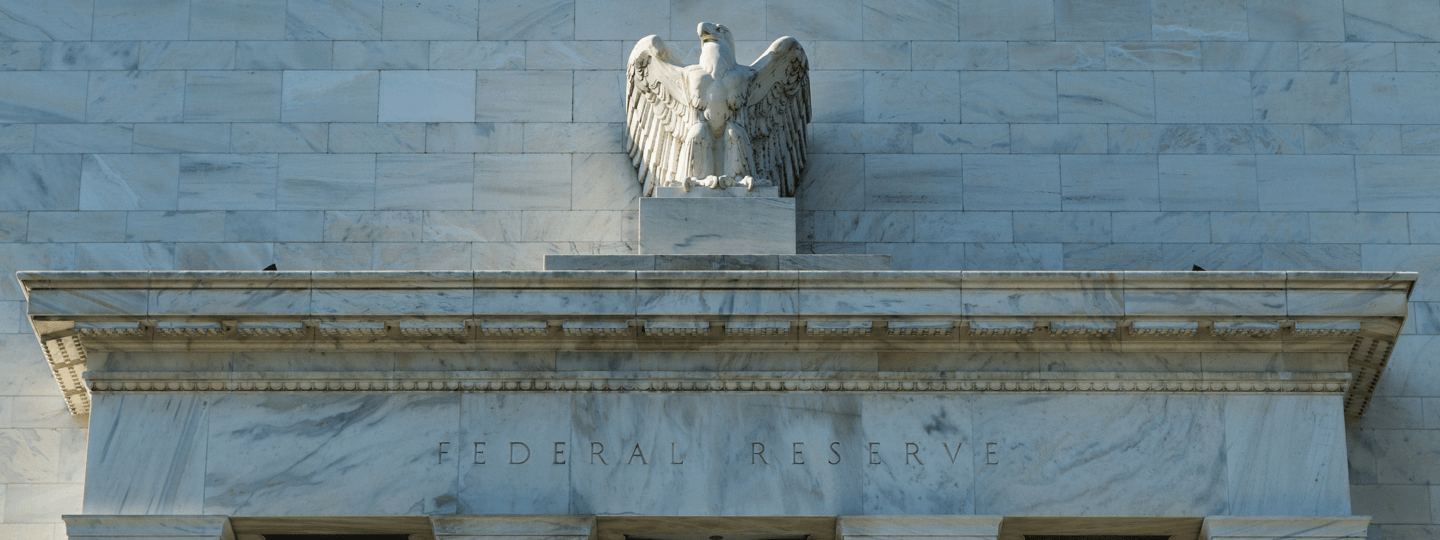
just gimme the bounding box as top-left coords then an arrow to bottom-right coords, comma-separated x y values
943,442 -> 962,463
905,442 -> 923,465
473,442 -> 486,464
628,444 -> 648,465
510,442 -> 530,464
438,441 -> 450,464
829,442 -> 842,464
869,442 -> 881,464
553,442 -> 566,465
792,442 -> 805,465
670,442 -> 684,465
752,442 -> 768,464
591,442 -> 607,465
986,442 -> 999,465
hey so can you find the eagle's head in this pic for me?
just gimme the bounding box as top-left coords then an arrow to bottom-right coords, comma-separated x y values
697,22 -> 734,49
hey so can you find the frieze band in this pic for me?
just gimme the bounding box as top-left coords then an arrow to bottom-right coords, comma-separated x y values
81,370 -> 1353,394
433,441 -> 1002,466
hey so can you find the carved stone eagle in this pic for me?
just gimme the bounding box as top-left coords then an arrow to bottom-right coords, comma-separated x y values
625,22 -> 810,197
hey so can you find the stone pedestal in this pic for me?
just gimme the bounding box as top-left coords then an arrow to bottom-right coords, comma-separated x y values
544,253 -> 891,270
654,186 -> 780,198
638,197 -> 796,254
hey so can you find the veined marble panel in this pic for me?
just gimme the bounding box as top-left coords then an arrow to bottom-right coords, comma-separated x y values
568,393 -> 867,515
84,394 -> 208,514
974,394 -> 1227,516
800,289 -> 961,316
639,289 -> 798,317
860,394 -> 975,514
203,393 -> 460,515
640,198 -> 796,255
473,289 -> 637,316
1223,394 -> 1350,515
458,394 -> 573,514
75,388 -> 1360,519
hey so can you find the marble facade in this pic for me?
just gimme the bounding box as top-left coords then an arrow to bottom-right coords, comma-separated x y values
3,1 -> 1440,539
79,392 -> 1347,518
16,269 -> 1415,539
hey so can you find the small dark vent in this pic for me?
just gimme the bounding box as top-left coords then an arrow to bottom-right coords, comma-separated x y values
1025,536 -> 1171,540
263,535 -> 412,540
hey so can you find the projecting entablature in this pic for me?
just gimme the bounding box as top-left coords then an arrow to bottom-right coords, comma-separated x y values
21,270 -> 1413,419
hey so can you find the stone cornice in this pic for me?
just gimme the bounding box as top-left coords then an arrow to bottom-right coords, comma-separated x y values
20,271 -> 1415,417
84,370 -> 1352,395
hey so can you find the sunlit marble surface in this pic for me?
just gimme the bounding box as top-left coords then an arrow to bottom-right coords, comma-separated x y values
83,392 -> 1349,517
639,198 -> 797,255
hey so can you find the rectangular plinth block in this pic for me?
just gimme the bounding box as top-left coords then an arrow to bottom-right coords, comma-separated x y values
640,197 -> 796,255
544,254 -> 891,270
654,186 -> 781,198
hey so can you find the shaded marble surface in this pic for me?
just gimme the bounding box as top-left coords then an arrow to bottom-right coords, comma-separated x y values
640,198 -> 797,255
458,394 -> 572,514
860,394 -> 975,514
544,254 -> 891,271
974,394 -> 1227,516
84,394 -> 207,513
568,394 -> 867,516
77,390 -> 1357,518
1223,394 -> 1350,515
202,394 -> 460,515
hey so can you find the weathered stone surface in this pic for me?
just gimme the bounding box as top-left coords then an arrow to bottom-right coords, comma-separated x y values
2,0 -> 1440,531
185,71 -> 282,122
640,198 -> 796,255
545,254 -> 889,271
282,70 -> 379,122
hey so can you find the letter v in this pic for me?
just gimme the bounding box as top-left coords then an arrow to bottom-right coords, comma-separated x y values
943,442 -> 963,463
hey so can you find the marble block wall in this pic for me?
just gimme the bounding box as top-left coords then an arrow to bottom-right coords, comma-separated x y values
81,392 -> 1350,518
1,0 -> 1439,538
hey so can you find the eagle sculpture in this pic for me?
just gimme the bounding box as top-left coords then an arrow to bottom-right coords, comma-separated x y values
625,22 -> 810,197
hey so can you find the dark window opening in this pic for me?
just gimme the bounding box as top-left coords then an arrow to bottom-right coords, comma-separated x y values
1025,536 -> 1172,540
262,535 -> 412,540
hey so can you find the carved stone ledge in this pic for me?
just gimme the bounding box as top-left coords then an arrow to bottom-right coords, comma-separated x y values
806,321 -> 871,336
1050,320 -> 1116,337
1295,321 -> 1363,337
1213,321 -> 1281,337
22,270 -> 1415,417
563,321 -> 629,336
1347,333 -> 1398,417
84,370 -> 1352,395
969,321 -> 1035,336
480,320 -> 547,336
36,325 -> 89,416
725,320 -> 790,335
644,321 -> 710,336
887,321 -> 953,336
1130,321 -> 1200,337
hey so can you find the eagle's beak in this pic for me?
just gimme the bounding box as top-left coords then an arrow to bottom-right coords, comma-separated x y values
698,22 -> 717,43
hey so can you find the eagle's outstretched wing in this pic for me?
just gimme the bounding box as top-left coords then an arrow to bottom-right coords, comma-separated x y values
625,35 -> 692,196
745,37 -> 810,197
